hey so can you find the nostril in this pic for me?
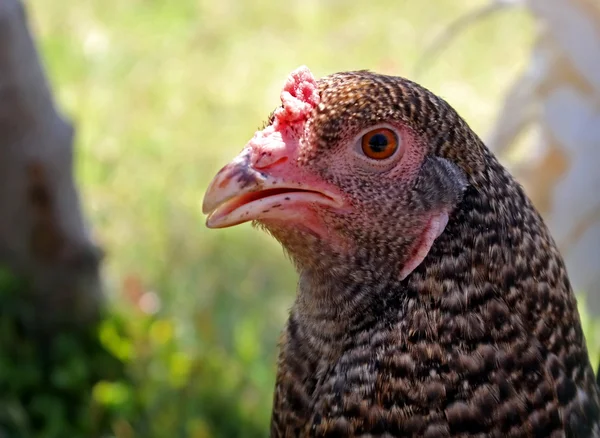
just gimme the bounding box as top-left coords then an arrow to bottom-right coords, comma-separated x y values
254,154 -> 288,170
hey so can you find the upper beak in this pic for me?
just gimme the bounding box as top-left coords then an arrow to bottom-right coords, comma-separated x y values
202,148 -> 343,229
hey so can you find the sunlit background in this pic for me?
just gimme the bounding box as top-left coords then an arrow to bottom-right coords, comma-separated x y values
16,0 -> 599,436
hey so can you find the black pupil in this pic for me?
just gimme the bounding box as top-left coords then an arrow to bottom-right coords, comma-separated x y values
368,133 -> 389,153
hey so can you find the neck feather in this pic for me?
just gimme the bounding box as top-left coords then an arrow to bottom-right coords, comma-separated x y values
292,156 -> 578,354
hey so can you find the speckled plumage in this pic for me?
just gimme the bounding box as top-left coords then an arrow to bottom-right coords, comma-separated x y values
264,72 -> 600,437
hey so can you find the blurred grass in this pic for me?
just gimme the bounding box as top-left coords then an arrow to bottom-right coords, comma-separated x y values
23,0 -> 598,436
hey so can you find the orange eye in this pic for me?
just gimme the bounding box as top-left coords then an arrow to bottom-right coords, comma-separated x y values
361,128 -> 398,160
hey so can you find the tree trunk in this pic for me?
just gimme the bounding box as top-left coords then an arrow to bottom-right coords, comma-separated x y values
0,0 -> 102,327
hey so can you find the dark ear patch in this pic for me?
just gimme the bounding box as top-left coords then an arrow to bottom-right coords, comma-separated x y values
412,156 -> 468,211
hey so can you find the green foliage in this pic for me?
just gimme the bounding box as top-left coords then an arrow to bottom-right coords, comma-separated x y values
0,267 -> 128,438
578,294 -> 600,371
98,306 -> 271,438
0,265 -> 271,438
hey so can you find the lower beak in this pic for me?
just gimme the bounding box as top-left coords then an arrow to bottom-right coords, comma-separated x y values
202,148 -> 342,228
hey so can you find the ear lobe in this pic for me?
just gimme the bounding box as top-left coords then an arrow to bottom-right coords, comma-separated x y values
413,156 -> 468,210
398,157 -> 467,280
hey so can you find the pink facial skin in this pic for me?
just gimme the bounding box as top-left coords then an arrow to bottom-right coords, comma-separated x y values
246,65 -> 320,172
202,67 -> 345,232
399,211 -> 449,280
203,66 -> 452,281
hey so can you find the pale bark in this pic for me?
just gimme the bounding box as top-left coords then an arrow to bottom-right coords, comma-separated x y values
488,0 -> 600,315
0,0 -> 102,327
419,0 -> 600,316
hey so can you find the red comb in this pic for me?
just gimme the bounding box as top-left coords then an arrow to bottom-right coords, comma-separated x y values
274,66 -> 320,126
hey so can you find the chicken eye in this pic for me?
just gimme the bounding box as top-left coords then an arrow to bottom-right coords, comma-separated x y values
361,128 -> 398,160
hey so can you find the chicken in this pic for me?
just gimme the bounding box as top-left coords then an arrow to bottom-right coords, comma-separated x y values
202,66 -> 600,437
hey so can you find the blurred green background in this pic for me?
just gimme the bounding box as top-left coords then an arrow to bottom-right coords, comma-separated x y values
17,0 -> 599,436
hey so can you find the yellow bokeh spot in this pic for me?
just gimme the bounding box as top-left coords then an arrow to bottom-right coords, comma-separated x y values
168,351 -> 192,388
149,319 -> 175,346
92,381 -> 131,407
98,321 -> 133,361
187,418 -> 211,438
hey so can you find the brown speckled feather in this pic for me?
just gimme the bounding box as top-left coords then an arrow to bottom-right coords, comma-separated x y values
268,72 -> 600,437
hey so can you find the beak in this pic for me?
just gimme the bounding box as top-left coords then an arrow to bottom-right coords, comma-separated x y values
202,147 -> 343,229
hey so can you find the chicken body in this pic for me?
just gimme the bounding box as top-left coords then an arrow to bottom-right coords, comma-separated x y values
203,67 -> 600,437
